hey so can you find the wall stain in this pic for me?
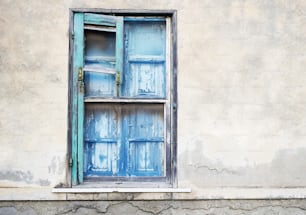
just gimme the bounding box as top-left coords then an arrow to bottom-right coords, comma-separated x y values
0,170 -> 50,186
180,140 -> 306,187
48,156 -> 65,175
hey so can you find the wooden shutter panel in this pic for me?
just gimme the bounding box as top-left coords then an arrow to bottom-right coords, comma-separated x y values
73,13 -> 124,182
83,14 -> 123,178
83,13 -> 123,98
84,104 -> 119,176
123,20 -> 166,98
123,105 -> 164,176
72,13 -> 85,185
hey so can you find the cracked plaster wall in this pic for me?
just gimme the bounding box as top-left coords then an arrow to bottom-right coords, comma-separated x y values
1,200 -> 306,215
1,0 -> 306,201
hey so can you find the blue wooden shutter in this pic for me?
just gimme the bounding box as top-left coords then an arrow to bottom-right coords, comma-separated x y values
123,20 -> 166,176
73,14 -> 166,181
73,13 -> 124,182
83,13 -> 123,98
83,14 -> 123,178
123,105 -> 164,176
84,104 -> 120,176
122,20 -> 166,98
72,13 -> 84,185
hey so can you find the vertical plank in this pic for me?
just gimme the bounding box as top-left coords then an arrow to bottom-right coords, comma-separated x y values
73,13 -> 84,184
115,17 -> 124,97
170,11 -> 178,187
67,9 -> 74,188
78,80 -> 84,183
165,17 -> 172,183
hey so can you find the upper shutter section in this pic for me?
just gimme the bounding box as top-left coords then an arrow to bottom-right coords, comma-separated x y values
122,20 -> 166,99
83,13 -> 123,98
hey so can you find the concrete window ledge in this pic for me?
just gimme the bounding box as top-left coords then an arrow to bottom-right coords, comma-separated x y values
52,188 -> 191,193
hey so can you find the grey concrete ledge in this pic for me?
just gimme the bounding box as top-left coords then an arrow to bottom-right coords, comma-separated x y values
174,188 -> 306,200
52,187 -> 192,193
2,188 -> 306,200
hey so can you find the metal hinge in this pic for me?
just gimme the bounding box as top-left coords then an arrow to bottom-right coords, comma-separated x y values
78,67 -> 83,81
173,103 -> 177,110
78,67 -> 84,93
69,158 -> 73,167
71,31 -> 75,40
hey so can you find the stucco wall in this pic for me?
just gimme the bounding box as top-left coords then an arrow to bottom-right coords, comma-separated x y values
1,0 -> 306,200
2,200 -> 306,215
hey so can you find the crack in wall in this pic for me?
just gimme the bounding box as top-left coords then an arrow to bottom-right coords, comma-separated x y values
192,164 -> 239,175
55,201 -> 123,215
1,200 -> 304,215
128,202 -> 173,215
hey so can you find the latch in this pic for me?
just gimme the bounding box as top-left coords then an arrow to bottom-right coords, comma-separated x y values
116,72 -> 121,97
78,67 -> 84,93
78,67 -> 83,81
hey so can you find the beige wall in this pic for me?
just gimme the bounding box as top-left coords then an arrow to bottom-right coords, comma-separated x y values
1,0 -> 306,200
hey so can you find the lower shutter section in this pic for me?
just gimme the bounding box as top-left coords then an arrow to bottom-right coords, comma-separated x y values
84,103 -> 164,177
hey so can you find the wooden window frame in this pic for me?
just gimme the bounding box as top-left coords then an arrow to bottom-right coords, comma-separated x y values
68,9 -> 177,188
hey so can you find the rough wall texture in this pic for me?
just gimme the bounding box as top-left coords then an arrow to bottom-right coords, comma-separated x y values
1,200 -> 306,215
1,0 -> 306,201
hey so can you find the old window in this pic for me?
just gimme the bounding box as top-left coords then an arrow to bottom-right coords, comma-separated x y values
69,11 -> 177,187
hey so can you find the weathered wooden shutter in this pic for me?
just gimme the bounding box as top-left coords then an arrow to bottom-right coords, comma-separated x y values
122,20 -> 166,98
72,13 -> 123,183
72,13 -> 84,185
83,14 -> 123,179
83,13 -> 123,98
73,14 -> 166,181
123,105 -> 164,176
123,20 -> 166,176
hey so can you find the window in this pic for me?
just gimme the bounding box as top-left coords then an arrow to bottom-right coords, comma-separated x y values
69,10 -> 177,187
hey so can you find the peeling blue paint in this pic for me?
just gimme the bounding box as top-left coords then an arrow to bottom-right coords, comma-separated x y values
75,14 -> 167,180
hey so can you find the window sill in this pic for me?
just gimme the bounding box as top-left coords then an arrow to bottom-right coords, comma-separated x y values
52,187 -> 191,193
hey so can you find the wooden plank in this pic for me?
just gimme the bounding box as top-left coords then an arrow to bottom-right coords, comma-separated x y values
84,98 -> 167,103
127,55 -> 165,63
72,12 -> 84,185
84,24 -> 116,32
84,13 -> 116,26
124,17 -> 166,22
83,66 -> 116,75
77,80 -> 84,183
71,9 -> 176,16
115,16 -> 124,97
83,176 -> 167,183
128,138 -> 164,142
165,17 -> 172,182
85,56 -> 116,62
171,11 -> 178,187
67,9 -> 74,188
